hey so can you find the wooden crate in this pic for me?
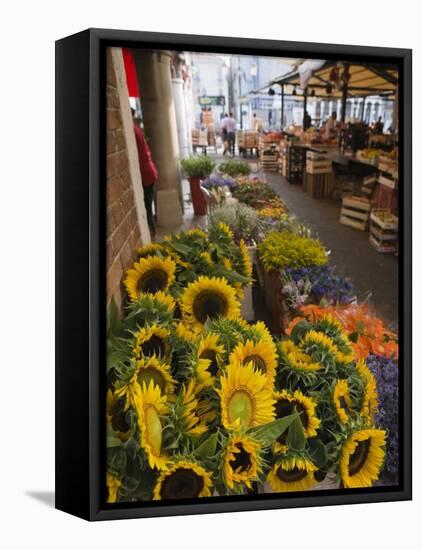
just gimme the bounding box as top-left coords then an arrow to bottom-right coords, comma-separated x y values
369,209 -> 398,253
303,172 -> 334,198
306,159 -> 332,174
340,196 -> 371,231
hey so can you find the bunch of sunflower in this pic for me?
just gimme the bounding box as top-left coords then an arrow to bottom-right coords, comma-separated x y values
273,314 -> 387,491
106,230 -> 387,504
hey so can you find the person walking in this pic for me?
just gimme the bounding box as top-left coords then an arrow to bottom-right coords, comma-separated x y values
225,112 -> 237,156
131,108 -> 158,235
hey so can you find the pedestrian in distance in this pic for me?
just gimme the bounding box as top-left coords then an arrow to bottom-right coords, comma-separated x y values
131,108 -> 158,236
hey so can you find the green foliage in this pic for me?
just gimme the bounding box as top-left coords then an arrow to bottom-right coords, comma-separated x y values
208,202 -> 261,242
181,155 -> 215,178
249,414 -> 298,447
286,408 -> 306,451
258,230 -> 328,272
218,159 -> 251,177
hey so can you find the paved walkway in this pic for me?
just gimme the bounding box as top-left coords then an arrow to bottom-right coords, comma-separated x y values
260,168 -> 398,330
155,150 -> 398,330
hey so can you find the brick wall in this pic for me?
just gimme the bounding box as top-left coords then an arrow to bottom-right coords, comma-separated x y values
106,49 -> 144,311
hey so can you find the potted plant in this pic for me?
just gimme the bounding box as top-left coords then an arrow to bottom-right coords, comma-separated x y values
218,159 -> 251,177
181,155 -> 215,215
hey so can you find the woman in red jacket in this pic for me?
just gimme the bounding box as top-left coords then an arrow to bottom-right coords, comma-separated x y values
132,109 -> 158,235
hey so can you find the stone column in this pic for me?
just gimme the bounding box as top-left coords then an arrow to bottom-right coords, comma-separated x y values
171,53 -> 190,160
132,49 -> 183,228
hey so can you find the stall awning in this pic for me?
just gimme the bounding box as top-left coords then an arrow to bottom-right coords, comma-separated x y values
268,60 -> 398,99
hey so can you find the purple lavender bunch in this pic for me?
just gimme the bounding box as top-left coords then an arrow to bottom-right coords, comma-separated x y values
366,353 -> 399,485
202,175 -> 237,190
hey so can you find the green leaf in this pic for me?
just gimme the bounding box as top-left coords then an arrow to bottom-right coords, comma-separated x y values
290,319 -> 312,344
107,296 -> 120,335
286,408 -> 306,451
167,241 -> 192,257
307,438 -> 328,469
194,433 -> 218,459
249,413 -> 298,446
107,425 -> 123,448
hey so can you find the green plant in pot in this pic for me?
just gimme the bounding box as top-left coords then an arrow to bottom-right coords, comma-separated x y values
181,156 -> 215,215
218,159 -> 251,177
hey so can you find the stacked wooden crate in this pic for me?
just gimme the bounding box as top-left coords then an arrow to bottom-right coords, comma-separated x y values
340,196 -> 371,231
303,150 -> 334,197
258,135 -> 279,172
369,209 -> 398,253
284,143 -> 306,184
192,129 -> 208,150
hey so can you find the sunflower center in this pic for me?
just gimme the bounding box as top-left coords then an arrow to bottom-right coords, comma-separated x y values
200,349 -> 219,376
144,405 -> 162,456
277,466 -> 308,483
137,367 -> 166,393
228,390 -> 254,427
141,335 -> 166,357
138,269 -> 168,294
193,291 -> 228,324
110,395 -> 130,434
230,443 -> 252,473
243,354 -> 267,374
160,468 -> 204,500
348,438 -> 371,476
275,399 -> 309,442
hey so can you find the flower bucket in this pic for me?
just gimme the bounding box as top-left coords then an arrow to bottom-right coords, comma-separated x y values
189,176 -> 207,215
258,258 -> 290,336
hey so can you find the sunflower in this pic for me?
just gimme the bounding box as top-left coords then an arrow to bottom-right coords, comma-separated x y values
106,472 -> 121,503
132,324 -> 170,360
250,321 -> 273,343
218,361 -> 275,431
218,222 -> 234,240
181,276 -> 240,329
200,251 -> 214,267
133,381 -> 169,470
153,460 -> 213,500
300,330 -> 354,365
176,379 -> 208,437
333,379 -> 352,424
340,428 -> 386,488
230,339 -> 277,387
174,321 -> 198,343
137,242 -> 165,259
106,389 -> 131,440
239,239 -> 253,280
222,257 -> 233,271
132,356 -> 176,397
273,390 -> 320,453
279,340 -> 321,373
196,333 -> 225,386
223,434 -> 264,489
267,455 -> 317,492
356,360 -> 378,421
124,256 -> 176,300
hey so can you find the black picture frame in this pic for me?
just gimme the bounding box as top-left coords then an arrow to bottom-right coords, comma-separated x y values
55,28 -> 412,521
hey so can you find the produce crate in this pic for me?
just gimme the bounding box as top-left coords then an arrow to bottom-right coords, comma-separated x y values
306,160 -> 332,174
374,182 -> 398,215
303,172 -> 334,198
378,172 -> 397,190
259,149 -> 279,172
340,196 -> 371,231
369,209 -> 398,253
361,174 -> 377,196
